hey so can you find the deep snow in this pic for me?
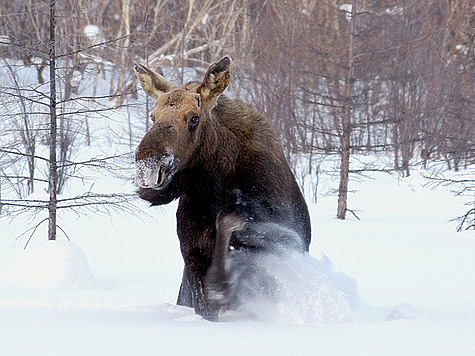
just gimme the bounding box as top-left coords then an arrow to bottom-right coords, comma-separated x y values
1,167 -> 474,355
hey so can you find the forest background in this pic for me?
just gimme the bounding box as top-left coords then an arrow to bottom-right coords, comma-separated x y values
0,0 -> 473,227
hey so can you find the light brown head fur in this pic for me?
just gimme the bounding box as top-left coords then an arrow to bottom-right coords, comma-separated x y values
134,57 -> 233,190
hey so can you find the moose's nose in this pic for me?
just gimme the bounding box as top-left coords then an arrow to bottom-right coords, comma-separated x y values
135,156 -> 159,188
135,154 -> 175,189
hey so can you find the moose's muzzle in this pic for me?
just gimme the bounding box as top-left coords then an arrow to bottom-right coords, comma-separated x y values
135,153 -> 176,190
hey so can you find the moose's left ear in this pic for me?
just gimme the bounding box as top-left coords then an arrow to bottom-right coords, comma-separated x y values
198,56 -> 233,107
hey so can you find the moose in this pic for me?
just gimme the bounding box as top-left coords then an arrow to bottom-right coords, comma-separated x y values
133,56 -> 311,320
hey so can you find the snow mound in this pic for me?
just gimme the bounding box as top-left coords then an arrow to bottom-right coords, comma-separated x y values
84,24 -> 100,38
228,254 -> 362,323
0,241 -> 98,291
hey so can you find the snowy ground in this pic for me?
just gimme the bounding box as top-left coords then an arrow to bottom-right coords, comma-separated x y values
1,165 -> 474,355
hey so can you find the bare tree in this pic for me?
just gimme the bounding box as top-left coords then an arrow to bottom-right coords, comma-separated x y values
47,0 -> 58,240
0,0 -> 138,244
336,0 -> 357,220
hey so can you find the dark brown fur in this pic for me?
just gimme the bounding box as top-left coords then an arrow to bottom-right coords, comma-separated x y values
134,57 -> 311,320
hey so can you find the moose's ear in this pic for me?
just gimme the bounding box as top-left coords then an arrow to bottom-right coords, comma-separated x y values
133,61 -> 171,99
198,56 -> 233,107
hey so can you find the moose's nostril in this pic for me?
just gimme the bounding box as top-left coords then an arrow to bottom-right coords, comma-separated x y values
160,154 -> 174,173
157,166 -> 165,186
134,154 -> 175,189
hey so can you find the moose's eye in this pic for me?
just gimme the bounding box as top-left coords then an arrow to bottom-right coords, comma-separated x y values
189,115 -> 200,129
195,97 -> 200,107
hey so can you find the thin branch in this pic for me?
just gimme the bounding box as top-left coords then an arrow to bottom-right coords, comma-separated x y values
450,208 -> 475,232
57,153 -> 133,169
56,224 -> 71,241
21,218 -> 49,249
0,175 -> 49,183
0,149 -> 49,163
55,34 -> 132,59
346,208 -> 361,220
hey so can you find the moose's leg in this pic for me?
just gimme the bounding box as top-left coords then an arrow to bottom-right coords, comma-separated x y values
183,256 -> 217,321
177,270 -> 192,307
204,214 -> 231,314
205,212 -> 247,318
176,196 -> 218,320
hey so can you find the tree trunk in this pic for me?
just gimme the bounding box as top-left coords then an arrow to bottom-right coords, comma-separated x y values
337,128 -> 350,219
48,0 -> 57,241
337,0 -> 356,220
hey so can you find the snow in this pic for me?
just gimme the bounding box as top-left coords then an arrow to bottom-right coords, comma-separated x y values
456,44 -> 469,56
340,4 -> 352,21
233,253 -> 362,323
1,167 -> 474,355
0,241 -> 96,291
70,70 -> 83,88
385,6 -> 404,16
83,24 -> 105,46
84,24 -> 100,38
0,35 -> 10,46
202,13 -> 210,26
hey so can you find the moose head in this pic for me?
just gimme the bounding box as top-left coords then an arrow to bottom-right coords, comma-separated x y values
133,56 -> 233,191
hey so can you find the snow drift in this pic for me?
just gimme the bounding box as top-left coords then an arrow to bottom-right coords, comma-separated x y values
225,252 -> 361,323
0,241 -> 97,291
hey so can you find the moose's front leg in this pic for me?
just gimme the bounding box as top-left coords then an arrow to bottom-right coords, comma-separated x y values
177,269 -> 192,307
176,196 -> 219,320
183,253 -> 219,321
